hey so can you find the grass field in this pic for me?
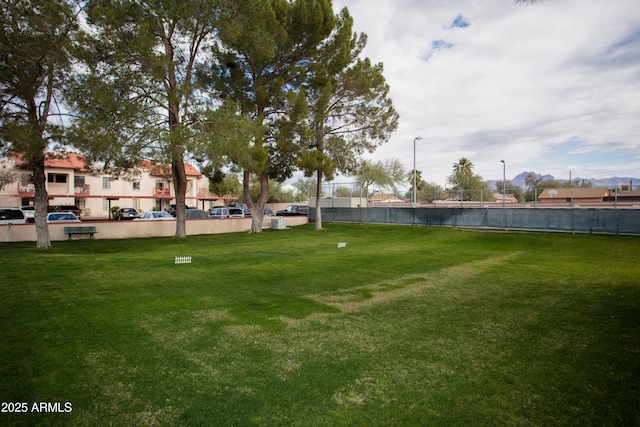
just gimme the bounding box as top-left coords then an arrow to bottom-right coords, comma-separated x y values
1,224 -> 639,426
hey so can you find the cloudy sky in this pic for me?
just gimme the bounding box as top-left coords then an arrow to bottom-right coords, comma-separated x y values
330,0 -> 640,186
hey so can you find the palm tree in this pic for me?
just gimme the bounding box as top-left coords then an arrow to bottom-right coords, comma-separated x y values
453,158 -> 474,176
407,169 -> 423,187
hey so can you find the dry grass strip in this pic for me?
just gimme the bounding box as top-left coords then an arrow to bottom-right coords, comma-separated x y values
296,253 -> 521,320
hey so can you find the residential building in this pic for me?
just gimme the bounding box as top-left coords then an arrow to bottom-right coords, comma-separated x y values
1,153 -> 232,218
492,193 -> 519,203
369,193 -> 406,205
537,187 -> 609,203
604,188 -> 640,203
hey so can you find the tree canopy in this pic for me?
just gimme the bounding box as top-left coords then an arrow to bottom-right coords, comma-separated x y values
3,0 -> 399,240
358,158 -> 405,198
0,0 -> 81,248
67,0 -> 229,237
298,8 -> 399,229
198,0 -> 340,232
447,157 -> 492,201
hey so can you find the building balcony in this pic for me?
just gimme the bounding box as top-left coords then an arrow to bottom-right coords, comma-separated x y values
18,184 -> 35,197
74,184 -> 90,197
154,187 -> 172,199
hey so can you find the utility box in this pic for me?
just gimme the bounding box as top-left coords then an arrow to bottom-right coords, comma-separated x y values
271,217 -> 287,230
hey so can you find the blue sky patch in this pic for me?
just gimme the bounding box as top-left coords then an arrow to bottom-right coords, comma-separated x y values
450,15 -> 470,29
421,40 -> 454,61
529,138 -> 636,179
608,29 -> 640,51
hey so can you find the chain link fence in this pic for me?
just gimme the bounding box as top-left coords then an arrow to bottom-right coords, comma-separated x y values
310,207 -> 640,235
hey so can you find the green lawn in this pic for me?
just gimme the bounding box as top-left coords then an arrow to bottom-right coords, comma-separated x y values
1,224 -> 639,426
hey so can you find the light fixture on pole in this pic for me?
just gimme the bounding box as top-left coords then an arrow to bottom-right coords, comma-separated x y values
500,160 -> 506,208
413,136 -> 423,207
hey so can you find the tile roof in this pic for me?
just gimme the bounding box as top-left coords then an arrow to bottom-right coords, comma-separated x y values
140,160 -> 203,178
11,152 -> 203,177
10,152 -> 91,171
45,153 -> 91,171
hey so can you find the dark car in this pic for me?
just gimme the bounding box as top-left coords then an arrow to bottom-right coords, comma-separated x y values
167,204 -> 195,217
113,207 -> 141,220
55,205 -> 81,219
276,204 -> 308,216
244,206 -> 273,218
228,203 -> 274,218
185,209 -> 209,219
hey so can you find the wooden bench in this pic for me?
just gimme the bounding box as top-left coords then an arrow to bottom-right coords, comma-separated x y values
64,226 -> 97,240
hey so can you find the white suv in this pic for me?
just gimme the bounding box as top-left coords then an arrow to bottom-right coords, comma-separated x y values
0,208 -> 27,225
21,206 -> 35,223
208,207 -> 245,218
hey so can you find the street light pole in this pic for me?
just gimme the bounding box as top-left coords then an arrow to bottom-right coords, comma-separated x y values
500,160 -> 506,208
413,136 -> 423,207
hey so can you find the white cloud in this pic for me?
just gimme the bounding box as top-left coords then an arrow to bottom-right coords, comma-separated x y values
331,0 -> 640,186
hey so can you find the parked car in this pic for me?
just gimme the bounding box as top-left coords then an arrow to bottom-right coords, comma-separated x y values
276,204 -> 308,216
55,205 -> 81,219
166,204 -> 195,217
185,209 -> 208,219
135,211 -> 175,221
113,207 -> 141,220
208,207 -> 224,218
242,206 -> 274,217
228,203 -> 273,217
208,207 -> 245,218
20,206 -> 35,223
0,208 -> 27,225
228,207 -> 245,218
46,212 -> 81,223
208,207 -> 230,218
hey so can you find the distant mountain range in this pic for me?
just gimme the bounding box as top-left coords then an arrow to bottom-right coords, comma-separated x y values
489,172 -> 640,191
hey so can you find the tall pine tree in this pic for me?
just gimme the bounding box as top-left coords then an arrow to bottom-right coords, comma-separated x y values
299,8 -> 398,229
202,0 -> 335,232
0,0 -> 80,248
67,0 -> 229,237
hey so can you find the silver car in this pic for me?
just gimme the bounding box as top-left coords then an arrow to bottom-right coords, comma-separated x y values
208,207 -> 230,218
134,211 -> 175,221
208,207 -> 245,218
46,212 -> 81,223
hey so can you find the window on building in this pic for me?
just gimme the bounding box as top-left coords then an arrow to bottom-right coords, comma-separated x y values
102,177 -> 111,189
133,179 -> 140,191
132,198 -> 140,210
74,176 -> 85,186
47,173 -> 67,183
155,180 -> 164,189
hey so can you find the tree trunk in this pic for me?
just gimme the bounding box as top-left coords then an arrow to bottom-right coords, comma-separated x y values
244,170 -> 269,233
162,28 -> 188,238
313,124 -> 326,230
172,149 -> 188,238
32,154 -> 51,249
315,169 -> 323,230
